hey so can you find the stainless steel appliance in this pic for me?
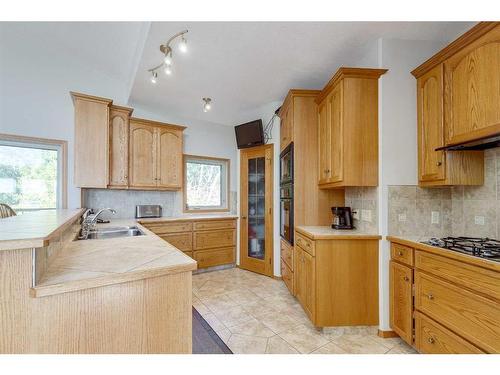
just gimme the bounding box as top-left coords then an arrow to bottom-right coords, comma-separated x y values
422,237 -> 500,262
135,204 -> 162,219
331,206 -> 354,230
280,143 -> 294,244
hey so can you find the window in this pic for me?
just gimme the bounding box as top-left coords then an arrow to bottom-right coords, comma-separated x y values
184,155 -> 229,212
0,134 -> 67,212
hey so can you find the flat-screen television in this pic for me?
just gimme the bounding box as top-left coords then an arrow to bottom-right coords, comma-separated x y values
235,119 -> 264,149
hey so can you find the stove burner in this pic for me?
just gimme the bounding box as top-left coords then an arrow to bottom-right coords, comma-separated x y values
422,236 -> 500,262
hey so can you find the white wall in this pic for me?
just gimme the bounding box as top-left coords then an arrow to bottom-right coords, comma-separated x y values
376,38 -> 450,330
0,23 -> 142,209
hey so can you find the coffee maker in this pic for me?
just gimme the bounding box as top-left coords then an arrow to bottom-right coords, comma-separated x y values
331,207 -> 354,230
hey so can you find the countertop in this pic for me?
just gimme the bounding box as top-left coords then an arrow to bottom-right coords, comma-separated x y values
387,235 -> 500,272
0,209 -> 84,251
137,213 -> 238,224
33,220 -> 197,297
296,226 -> 381,240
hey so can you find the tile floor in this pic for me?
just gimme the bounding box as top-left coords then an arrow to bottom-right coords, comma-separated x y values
192,267 -> 417,354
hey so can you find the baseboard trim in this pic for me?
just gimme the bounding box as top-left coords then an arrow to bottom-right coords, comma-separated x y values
273,275 -> 282,280
377,329 -> 399,338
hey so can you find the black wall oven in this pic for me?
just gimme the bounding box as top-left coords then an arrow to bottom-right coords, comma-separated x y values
280,143 -> 294,245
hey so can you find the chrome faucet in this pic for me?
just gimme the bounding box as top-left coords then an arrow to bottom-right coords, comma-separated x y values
79,208 -> 116,239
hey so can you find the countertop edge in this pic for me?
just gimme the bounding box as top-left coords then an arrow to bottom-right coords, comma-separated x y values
31,261 -> 197,298
0,209 -> 84,252
296,226 -> 381,240
387,235 -> 500,272
137,215 -> 238,224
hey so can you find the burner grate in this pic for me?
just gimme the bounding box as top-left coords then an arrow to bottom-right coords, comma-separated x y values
423,236 -> 500,261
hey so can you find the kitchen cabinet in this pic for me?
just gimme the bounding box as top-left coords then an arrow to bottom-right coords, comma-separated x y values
280,102 -> 293,151
109,105 -> 133,188
141,217 -> 237,270
443,24 -> 500,146
388,237 -> 500,353
72,92 -> 185,190
293,229 -> 380,327
389,260 -> 413,345
129,118 -> 185,190
71,92 -> 112,188
316,68 -> 387,188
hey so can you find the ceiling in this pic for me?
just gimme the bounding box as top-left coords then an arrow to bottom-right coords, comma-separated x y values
128,22 -> 475,125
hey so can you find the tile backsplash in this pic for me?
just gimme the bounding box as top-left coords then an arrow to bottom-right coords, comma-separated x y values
345,187 -> 378,234
388,148 -> 500,238
83,189 -> 238,219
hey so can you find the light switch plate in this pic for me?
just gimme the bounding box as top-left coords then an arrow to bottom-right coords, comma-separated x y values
474,215 -> 485,225
398,213 -> 406,222
431,211 -> 440,224
361,209 -> 372,222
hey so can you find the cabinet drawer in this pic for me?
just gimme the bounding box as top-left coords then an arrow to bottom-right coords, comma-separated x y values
193,247 -> 235,269
160,232 -> 192,252
280,239 -> 294,270
415,312 -> 483,354
143,221 -> 192,234
391,243 -> 414,266
281,259 -> 294,295
295,233 -> 315,256
415,271 -> 500,353
193,229 -> 236,250
193,219 -> 236,231
415,250 -> 500,300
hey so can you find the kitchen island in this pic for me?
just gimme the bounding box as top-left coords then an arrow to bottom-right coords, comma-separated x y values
0,210 -> 197,354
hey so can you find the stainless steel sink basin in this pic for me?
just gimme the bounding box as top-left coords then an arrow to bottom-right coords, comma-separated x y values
78,226 -> 144,240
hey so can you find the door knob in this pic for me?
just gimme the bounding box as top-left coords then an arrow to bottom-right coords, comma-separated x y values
403,276 -> 409,282
427,293 -> 434,300
242,216 -> 247,219
436,161 -> 442,166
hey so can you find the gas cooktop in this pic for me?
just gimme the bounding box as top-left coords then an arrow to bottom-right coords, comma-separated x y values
422,236 -> 500,262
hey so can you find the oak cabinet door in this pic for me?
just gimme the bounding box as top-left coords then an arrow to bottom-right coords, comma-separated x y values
109,108 -> 130,188
129,123 -> 157,188
295,247 -> 305,308
302,249 -> 315,320
444,25 -> 500,145
329,82 -> 343,183
280,105 -> 291,151
318,97 -> 331,184
157,128 -> 182,189
418,65 -> 446,182
390,261 -> 413,345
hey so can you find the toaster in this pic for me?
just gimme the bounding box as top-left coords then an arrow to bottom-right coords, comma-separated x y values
135,205 -> 162,218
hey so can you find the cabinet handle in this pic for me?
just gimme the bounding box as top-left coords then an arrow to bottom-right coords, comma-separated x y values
428,337 -> 435,344
398,251 -> 403,256
436,161 -> 442,166
426,293 -> 434,300
242,216 -> 247,220
403,276 -> 409,282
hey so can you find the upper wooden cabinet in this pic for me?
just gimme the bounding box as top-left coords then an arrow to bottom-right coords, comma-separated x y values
412,23 -> 499,186
129,118 -> 185,190
109,105 -> 133,188
71,92 -> 112,188
316,68 -> 387,188
279,102 -> 293,151
72,92 -> 185,190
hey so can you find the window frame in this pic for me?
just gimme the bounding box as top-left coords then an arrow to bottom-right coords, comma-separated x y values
183,154 -> 230,213
0,133 -> 68,210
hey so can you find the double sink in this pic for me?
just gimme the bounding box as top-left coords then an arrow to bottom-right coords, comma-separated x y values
78,225 -> 144,240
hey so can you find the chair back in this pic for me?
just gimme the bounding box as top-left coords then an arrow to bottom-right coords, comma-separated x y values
0,203 -> 17,219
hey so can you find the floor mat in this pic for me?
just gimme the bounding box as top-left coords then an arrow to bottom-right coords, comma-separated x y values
192,307 -> 233,354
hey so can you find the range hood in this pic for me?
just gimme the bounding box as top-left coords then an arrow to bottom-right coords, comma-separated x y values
436,134 -> 500,151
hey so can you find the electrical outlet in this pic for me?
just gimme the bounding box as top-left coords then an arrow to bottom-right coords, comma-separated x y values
398,213 -> 406,222
352,209 -> 360,221
361,209 -> 372,222
431,211 -> 440,224
474,215 -> 485,225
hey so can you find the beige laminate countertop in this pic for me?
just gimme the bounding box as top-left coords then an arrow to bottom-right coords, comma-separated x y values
137,213 -> 238,224
387,235 -> 500,272
33,220 -> 197,297
296,226 -> 381,240
0,209 -> 84,251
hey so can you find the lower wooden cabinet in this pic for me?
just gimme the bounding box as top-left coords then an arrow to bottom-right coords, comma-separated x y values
293,230 -> 379,327
388,239 -> 500,354
280,239 -> 294,295
415,311 -> 484,354
142,217 -> 237,270
281,259 -> 294,295
389,260 -> 413,345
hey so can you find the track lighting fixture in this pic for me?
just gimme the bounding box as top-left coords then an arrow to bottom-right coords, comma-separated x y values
147,30 -> 188,83
202,98 -> 212,112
